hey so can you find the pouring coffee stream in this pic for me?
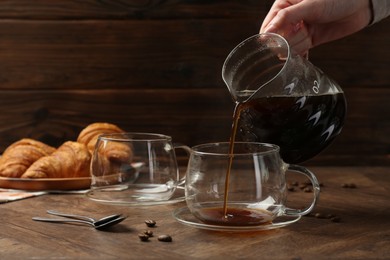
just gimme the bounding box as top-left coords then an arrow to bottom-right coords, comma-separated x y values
222,102 -> 241,217
222,33 -> 346,219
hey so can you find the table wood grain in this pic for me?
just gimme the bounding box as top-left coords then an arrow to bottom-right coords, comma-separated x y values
1,167 -> 389,259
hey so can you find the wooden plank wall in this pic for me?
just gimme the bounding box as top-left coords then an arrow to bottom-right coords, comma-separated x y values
0,1 -> 389,166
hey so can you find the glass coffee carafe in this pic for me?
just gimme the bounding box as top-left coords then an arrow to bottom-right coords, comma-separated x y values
222,33 -> 346,163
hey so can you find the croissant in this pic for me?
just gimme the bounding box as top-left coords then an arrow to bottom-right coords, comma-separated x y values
0,138 -> 56,178
77,122 -> 124,153
21,141 -> 91,179
93,138 -> 134,178
79,123 -> 134,173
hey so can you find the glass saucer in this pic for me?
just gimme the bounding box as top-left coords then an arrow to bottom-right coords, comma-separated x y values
86,187 -> 185,207
173,207 -> 301,232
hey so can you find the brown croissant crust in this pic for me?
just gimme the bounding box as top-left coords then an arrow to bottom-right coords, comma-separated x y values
94,139 -> 134,178
79,123 -> 133,173
0,138 -> 56,178
77,122 -> 124,153
21,141 -> 91,179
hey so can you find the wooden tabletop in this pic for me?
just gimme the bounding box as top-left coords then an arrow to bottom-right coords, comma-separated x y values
1,166 -> 389,259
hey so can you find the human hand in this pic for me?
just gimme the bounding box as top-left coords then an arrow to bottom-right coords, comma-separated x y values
260,0 -> 372,56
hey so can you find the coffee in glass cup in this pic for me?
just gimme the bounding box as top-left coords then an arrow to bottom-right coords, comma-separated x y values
184,142 -> 320,226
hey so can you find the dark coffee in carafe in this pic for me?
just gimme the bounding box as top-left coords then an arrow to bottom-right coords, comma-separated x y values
222,33 -> 347,163
237,93 -> 346,163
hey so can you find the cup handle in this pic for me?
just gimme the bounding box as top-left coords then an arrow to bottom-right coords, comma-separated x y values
173,143 -> 191,189
283,164 -> 320,216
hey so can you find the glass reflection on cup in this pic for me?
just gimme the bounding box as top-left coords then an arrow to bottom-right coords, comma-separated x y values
90,133 -> 186,203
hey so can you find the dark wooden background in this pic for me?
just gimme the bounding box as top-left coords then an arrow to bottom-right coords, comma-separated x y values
0,1 -> 389,166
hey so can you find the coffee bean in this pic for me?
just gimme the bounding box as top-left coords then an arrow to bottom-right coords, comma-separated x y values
158,234 -> 172,242
290,181 -> 299,186
331,216 -> 341,223
342,183 -> 357,189
310,212 -> 341,222
314,212 -> 325,219
287,185 -> 295,192
144,230 -> 154,237
299,184 -> 307,190
326,214 -> 335,219
138,233 -> 150,242
145,219 -> 156,227
304,187 -> 312,193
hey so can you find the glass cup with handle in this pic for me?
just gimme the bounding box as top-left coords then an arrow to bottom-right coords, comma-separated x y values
88,132 -> 189,205
185,142 -> 320,226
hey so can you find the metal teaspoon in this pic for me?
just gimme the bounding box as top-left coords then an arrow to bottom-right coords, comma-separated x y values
46,210 -> 122,226
32,215 -> 127,230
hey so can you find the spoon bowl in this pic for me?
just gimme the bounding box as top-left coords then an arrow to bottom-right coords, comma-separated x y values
95,216 -> 127,230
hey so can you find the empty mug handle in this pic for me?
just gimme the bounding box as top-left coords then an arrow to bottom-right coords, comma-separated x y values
283,164 -> 320,216
173,143 -> 191,189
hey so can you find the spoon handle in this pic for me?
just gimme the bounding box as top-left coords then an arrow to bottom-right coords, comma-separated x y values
46,210 -> 95,223
32,217 -> 94,227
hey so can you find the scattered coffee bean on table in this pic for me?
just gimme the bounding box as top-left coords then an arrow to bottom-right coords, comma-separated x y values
287,185 -> 295,192
299,184 -> 307,190
158,234 -> 172,242
342,183 -> 357,188
314,212 -> 326,219
309,212 -> 341,223
288,180 -> 322,193
326,214 -> 335,219
138,233 -> 150,242
144,230 -> 154,237
331,216 -> 341,223
139,220 -> 173,243
145,219 -> 157,227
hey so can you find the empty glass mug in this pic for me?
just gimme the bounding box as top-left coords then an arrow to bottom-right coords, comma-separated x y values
222,33 -> 347,163
185,142 -> 320,226
88,133 -> 188,204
